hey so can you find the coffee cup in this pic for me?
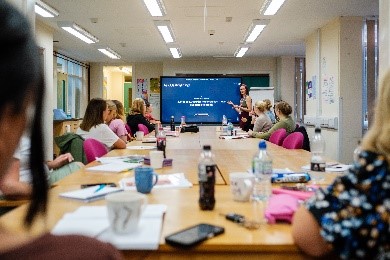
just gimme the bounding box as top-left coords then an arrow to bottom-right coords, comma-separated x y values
135,131 -> 144,141
134,166 -> 159,194
229,172 -> 255,202
149,151 -> 164,169
105,191 -> 147,234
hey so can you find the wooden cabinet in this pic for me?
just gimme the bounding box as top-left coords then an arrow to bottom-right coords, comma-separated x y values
53,119 -> 82,157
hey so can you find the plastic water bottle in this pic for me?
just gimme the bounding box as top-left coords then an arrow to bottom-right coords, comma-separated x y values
353,140 -> 361,163
156,126 -> 166,158
198,145 -> 216,210
222,115 -> 228,134
180,116 -> 186,126
170,115 -> 175,131
310,127 -> 325,171
227,119 -> 234,136
252,141 -> 273,201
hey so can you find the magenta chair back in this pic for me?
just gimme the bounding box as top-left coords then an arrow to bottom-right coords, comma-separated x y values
125,124 -> 132,137
282,132 -> 304,149
138,124 -> 149,135
269,128 -> 287,146
83,138 -> 108,163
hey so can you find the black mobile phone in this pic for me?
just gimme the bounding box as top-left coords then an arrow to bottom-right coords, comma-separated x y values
80,183 -> 117,189
165,223 -> 224,248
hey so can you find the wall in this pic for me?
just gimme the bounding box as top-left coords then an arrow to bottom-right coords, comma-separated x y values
89,63 -> 105,100
277,56 -> 296,105
305,17 -> 363,163
106,71 -> 124,101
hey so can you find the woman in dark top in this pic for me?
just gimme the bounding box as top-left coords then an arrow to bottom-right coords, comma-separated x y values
126,98 -> 155,135
0,2 -> 122,259
228,84 -> 252,131
292,71 -> 390,259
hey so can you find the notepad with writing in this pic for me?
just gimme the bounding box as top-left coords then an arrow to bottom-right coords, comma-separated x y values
59,185 -> 123,202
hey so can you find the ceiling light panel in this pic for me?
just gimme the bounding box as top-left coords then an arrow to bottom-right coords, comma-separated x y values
235,46 -> 249,57
35,0 -> 59,17
98,48 -> 121,59
58,22 -> 99,44
154,20 -> 175,43
244,19 -> 269,43
143,0 -> 166,16
260,0 -> 286,16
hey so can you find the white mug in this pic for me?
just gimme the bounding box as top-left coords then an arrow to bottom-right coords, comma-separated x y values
149,150 -> 164,169
229,172 -> 255,202
105,191 -> 147,234
135,131 -> 144,141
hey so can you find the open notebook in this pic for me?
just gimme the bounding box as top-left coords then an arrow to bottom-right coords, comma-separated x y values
52,204 -> 167,250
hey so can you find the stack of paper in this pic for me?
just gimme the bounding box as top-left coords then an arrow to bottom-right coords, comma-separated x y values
119,173 -> 192,190
52,204 -> 167,250
59,185 -> 123,202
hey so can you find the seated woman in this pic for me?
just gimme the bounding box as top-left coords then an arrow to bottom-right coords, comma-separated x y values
106,100 -> 128,143
0,2 -> 123,257
292,71 -> 390,259
126,98 -> 155,135
248,101 -> 295,140
263,99 -> 276,123
77,98 -> 126,150
0,134 -> 82,199
251,101 -> 273,133
144,100 -> 161,124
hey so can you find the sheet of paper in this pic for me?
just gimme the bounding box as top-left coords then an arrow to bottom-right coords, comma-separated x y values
86,162 -> 141,172
59,186 -> 123,202
127,146 -> 157,150
119,173 -> 192,190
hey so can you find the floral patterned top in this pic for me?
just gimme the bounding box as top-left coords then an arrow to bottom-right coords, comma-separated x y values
306,150 -> 390,259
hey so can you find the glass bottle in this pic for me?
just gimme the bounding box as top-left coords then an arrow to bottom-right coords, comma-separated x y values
222,115 -> 228,134
156,126 -> 166,158
227,119 -> 234,136
170,115 -> 175,131
198,145 -> 216,210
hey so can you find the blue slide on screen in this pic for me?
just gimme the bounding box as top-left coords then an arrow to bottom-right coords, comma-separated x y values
160,77 -> 242,124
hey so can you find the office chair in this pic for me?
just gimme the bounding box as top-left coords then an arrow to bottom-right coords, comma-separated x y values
138,124 -> 150,135
282,132 -> 304,149
269,128 -> 287,146
83,138 -> 108,163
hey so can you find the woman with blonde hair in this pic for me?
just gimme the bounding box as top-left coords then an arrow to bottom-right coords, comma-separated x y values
263,99 -> 276,123
106,100 -> 128,143
292,72 -> 390,259
126,98 -> 155,135
77,98 -> 126,150
249,101 -> 295,140
250,101 -> 272,133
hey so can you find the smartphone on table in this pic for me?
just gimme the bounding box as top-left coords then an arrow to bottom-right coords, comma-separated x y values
165,223 -> 225,248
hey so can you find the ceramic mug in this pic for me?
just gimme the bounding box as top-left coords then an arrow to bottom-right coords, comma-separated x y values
135,166 -> 159,194
105,191 -> 147,234
229,172 -> 255,202
149,150 -> 164,169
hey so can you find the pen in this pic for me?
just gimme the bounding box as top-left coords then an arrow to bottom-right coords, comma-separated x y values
94,184 -> 106,193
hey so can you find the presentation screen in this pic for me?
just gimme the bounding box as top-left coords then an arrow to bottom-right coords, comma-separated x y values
160,76 -> 242,124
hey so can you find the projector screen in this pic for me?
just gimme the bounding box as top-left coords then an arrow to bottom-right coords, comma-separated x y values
160,76 -> 242,124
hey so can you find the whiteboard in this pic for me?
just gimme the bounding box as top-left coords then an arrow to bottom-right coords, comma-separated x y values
250,87 -> 274,106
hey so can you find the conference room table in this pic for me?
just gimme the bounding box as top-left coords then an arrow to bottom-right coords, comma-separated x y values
0,126 -> 341,259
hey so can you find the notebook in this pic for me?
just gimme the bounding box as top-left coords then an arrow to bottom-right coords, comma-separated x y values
59,185 -> 124,202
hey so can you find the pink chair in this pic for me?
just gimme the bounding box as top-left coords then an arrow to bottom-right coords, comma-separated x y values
269,128 -> 287,146
138,124 -> 149,135
282,132 -> 304,149
125,124 -> 132,137
83,138 -> 108,163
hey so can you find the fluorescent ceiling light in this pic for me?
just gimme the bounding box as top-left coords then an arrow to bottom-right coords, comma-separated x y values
169,47 -> 182,58
119,67 -> 131,74
234,46 -> 249,58
260,0 -> 286,16
58,22 -> 99,44
98,48 -> 121,59
154,20 -> 175,43
35,0 -> 59,17
244,19 -> 269,43
143,0 -> 166,16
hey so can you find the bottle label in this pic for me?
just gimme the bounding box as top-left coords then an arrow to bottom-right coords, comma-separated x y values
252,159 -> 272,176
310,162 -> 326,172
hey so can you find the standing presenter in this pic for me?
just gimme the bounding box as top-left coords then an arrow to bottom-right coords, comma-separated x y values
228,84 -> 252,131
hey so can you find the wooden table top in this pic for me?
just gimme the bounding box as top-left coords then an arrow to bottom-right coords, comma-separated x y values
0,126 -> 340,259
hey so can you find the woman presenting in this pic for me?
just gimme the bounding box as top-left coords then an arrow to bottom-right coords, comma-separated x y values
228,84 -> 252,131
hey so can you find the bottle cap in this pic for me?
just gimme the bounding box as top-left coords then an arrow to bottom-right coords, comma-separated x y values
315,127 -> 321,133
259,140 -> 266,149
203,145 -> 211,150
171,115 -> 174,118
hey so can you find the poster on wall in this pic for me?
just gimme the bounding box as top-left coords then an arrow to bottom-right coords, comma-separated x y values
306,75 -> 317,101
137,78 -> 149,101
149,78 -> 160,120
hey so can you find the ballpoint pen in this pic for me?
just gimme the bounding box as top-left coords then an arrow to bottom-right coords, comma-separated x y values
94,184 -> 106,193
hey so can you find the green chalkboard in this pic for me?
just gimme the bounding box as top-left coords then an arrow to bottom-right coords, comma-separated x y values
242,76 -> 269,88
